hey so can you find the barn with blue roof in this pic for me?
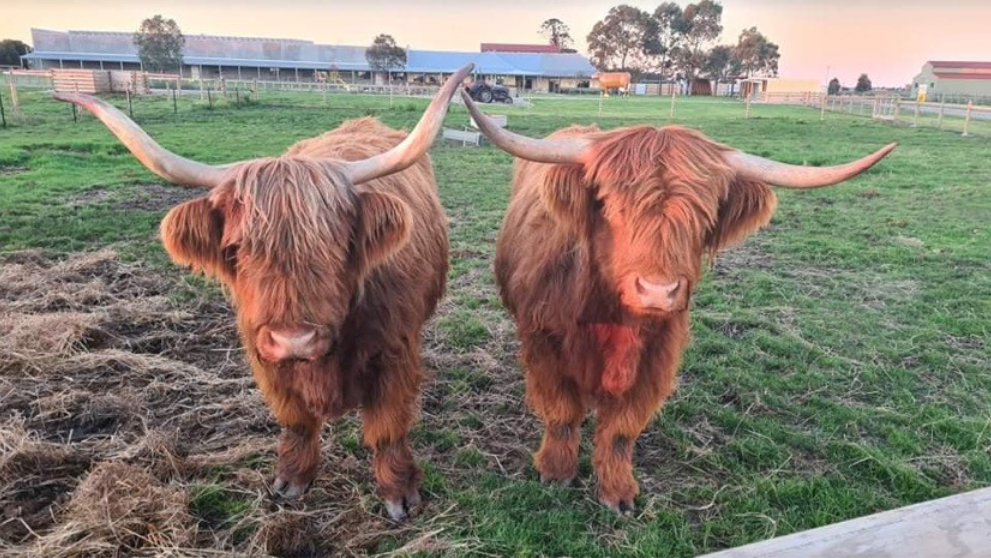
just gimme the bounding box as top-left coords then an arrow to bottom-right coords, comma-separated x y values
23,29 -> 598,93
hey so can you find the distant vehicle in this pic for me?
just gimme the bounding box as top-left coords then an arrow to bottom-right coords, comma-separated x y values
465,80 -> 513,104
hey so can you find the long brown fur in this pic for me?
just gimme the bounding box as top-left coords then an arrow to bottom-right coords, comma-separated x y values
160,117 -> 448,514
495,125 -> 776,509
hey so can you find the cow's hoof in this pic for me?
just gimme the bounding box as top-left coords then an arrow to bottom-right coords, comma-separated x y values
272,477 -> 311,500
599,496 -> 635,516
384,490 -> 421,522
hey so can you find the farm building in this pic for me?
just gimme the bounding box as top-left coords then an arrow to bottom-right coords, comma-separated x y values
21,28 -> 596,93
912,61 -> 991,101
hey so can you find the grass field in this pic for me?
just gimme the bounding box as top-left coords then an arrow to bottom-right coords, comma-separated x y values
1,89 -> 989,557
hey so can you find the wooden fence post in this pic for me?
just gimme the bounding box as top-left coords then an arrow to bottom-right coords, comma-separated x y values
962,100 -> 972,137
669,88 -> 676,118
912,101 -> 920,127
598,92 -> 603,117
820,94 -> 826,122
0,86 -> 6,129
172,84 -> 178,115
893,97 -> 901,122
938,95 -> 945,129
8,73 -> 19,116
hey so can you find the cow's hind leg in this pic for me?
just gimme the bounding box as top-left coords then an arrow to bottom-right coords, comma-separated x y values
362,347 -> 424,521
522,335 -> 586,485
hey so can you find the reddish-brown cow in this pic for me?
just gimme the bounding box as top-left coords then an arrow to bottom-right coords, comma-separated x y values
462,92 -> 895,514
54,64 -> 472,521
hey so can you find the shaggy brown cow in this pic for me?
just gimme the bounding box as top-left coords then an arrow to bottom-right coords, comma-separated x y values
54,64 -> 472,521
462,92 -> 895,513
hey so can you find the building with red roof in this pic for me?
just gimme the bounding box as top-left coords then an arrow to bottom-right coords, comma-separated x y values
912,61 -> 991,100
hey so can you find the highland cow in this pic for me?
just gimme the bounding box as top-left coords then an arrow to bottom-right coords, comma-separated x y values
462,91 -> 895,513
54,64 -> 472,520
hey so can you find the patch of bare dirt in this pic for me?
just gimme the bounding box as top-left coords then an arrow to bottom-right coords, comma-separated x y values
0,166 -> 28,177
112,183 -> 203,211
68,184 -> 202,212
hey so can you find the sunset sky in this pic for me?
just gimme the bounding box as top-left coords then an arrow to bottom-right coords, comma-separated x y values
5,0 -> 990,87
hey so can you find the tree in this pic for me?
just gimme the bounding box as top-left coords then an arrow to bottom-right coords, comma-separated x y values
0,39 -> 32,68
828,77 -> 841,95
704,45 -> 739,83
652,2 -> 684,78
734,27 -> 779,78
133,15 -> 184,73
540,18 -> 575,51
587,5 -> 659,72
671,0 -> 724,92
365,34 -> 407,89
855,73 -> 872,93
365,34 -> 407,72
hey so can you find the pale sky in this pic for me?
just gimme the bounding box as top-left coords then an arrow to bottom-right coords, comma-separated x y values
5,0 -> 991,86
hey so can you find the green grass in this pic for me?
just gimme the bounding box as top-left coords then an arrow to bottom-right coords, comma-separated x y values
1,89 -> 989,556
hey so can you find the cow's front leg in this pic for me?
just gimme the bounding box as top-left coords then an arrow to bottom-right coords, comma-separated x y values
592,359 -> 677,515
362,353 -> 424,521
271,401 -> 322,499
522,336 -> 585,485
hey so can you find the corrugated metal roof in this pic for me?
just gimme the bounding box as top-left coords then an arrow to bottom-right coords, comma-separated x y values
481,43 -> 561,53
930,61 -> 991,70
22,51 -> 135,63
26,28 -> 597,77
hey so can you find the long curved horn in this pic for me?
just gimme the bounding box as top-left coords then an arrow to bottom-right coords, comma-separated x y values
459,90 -> 592,165
343,63 -> 475,185
52,92 -> 227,189
724,143 -> 896,189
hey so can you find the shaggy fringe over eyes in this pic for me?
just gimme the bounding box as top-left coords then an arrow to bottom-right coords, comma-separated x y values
578,125 -> 776,261
228,157 -> 358,277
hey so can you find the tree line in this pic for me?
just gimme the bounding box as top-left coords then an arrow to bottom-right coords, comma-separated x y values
583,1 -> 779,90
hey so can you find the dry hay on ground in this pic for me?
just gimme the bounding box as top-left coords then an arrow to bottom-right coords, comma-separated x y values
0,249 -> 400,557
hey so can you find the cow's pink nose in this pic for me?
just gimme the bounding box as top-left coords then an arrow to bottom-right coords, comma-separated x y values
635,276 -> 686,312
257,326 -> 324,362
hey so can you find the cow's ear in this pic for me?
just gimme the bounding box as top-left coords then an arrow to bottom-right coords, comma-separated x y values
161,197 -> 233,281
354,191 -> 412,276
706,176 -> 777,253
540,164 -> 597,238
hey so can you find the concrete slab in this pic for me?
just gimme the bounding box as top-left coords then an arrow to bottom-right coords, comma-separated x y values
698,487 -> 991,558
